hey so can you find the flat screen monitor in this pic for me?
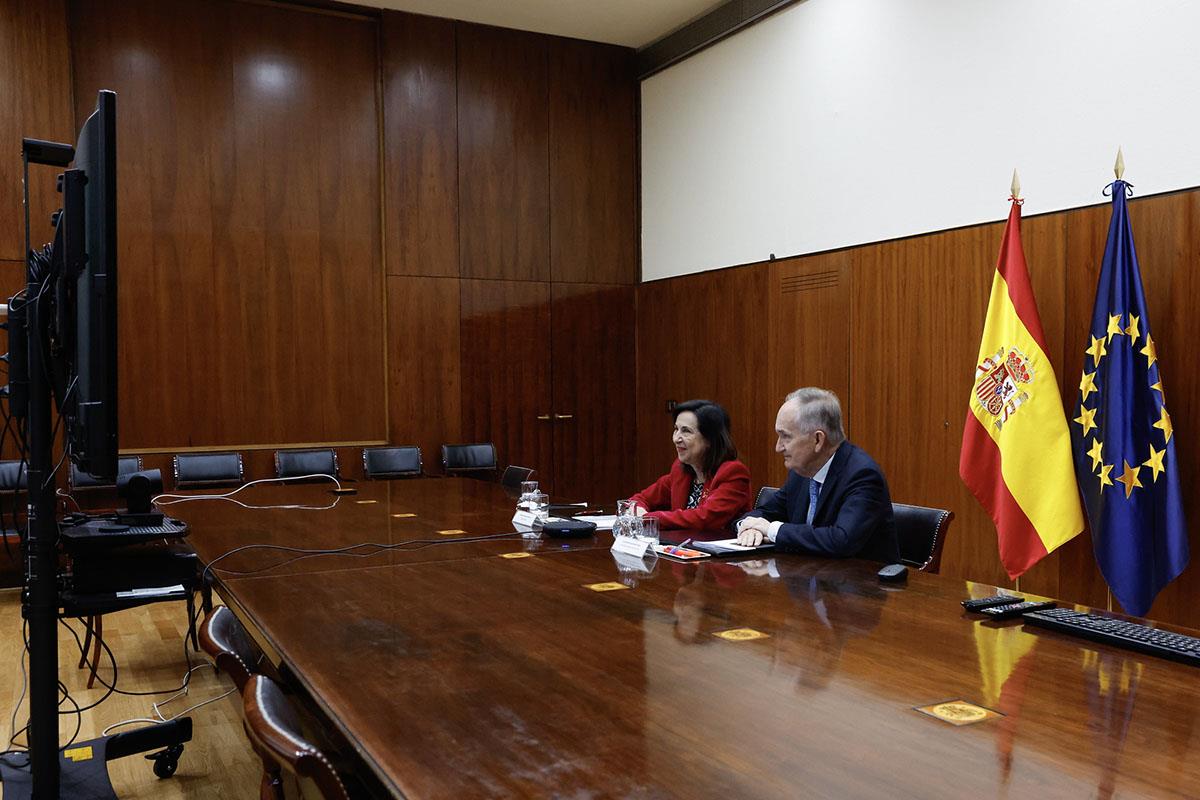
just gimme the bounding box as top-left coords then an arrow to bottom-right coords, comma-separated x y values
60,90 -> 119,480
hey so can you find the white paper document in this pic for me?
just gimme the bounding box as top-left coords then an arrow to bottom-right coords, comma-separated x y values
573,514 -> 617,530
116,584 -> 186,599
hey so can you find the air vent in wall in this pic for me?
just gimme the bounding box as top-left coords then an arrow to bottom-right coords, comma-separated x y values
779,270 -> 839,294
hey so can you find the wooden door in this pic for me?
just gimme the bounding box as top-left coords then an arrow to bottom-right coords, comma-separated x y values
459,280 -> 553,490
550,283 -> 636,503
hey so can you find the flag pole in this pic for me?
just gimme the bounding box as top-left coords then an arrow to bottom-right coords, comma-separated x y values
1010,168 -> 1021,200
1114,148 -> 1125,180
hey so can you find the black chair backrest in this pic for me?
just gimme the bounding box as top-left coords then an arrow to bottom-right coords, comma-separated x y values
243,675 -> 350,800
198,606 -> 260,693
893,502 -> 954,573
442,443 -> 497,474
275,448 -> 338,480
69,455 -> 143,490
0,460 -> 28,491
500,465 -> 534,490
754,486 -> 779,508
362,446 -> 422,479
174,452 -> 244,489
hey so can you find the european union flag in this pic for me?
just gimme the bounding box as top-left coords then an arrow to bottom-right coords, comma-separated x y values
1070,180 -> 1188,617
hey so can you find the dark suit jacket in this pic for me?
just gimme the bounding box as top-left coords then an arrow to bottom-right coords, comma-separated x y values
746,442 -> 899,563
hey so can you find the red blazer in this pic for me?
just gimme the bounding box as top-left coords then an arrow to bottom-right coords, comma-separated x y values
629,459 -> 752,532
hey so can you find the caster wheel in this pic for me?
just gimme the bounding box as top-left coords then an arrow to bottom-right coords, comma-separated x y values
147,744 -> 184,779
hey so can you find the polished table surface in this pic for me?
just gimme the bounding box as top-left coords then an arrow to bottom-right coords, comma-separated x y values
173,479 -> 1200,799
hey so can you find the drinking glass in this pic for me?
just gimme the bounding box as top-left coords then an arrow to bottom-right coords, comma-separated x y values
519,481 -> 540,510
637,516 -> 660,546
614,500 -> 635,537
523,491 -> 550,538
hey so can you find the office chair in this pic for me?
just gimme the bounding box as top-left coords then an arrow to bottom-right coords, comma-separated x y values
199,606 -> 263,693
275,448 -> 339,481
0,460 -> 28,491
67,547 -> 204,688
174,452 -> 245,489
755,486 -> 779,508
362,446 -> 422,479
893,502 -> 954,573
243,675 -> 351,800
68,455 -> 143,490
500,465 -> 534,491
441,443 -> 497,475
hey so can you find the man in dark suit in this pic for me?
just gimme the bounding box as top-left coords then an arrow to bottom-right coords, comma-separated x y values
736,388 -> 899,563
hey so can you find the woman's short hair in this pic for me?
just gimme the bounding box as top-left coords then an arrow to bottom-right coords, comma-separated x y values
672,399 -> 738,479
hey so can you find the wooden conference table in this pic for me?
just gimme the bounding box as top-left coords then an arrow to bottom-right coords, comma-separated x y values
173,478 -> 1200,799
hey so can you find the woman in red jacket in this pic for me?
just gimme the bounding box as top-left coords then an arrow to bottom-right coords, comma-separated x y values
628,399 -> 752,533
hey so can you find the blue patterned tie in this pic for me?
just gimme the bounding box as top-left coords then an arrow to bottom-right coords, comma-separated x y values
806,480 -> 820,526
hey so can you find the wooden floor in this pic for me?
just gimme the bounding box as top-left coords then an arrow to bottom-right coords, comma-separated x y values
0,588 -> 260,798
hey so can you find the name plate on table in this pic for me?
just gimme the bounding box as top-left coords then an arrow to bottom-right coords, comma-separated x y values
512,510 -> 566,530
611,535 -> 651,559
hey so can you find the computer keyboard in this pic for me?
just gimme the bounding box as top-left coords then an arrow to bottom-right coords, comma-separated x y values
1023,607 -> 1200,667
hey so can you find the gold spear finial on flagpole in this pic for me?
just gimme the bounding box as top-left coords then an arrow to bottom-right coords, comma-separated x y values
1011,168 -> 1021,200
1115,147 -> 1125,180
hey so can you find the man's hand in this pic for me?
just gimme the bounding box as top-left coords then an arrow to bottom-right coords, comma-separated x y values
737,517 -> 770,546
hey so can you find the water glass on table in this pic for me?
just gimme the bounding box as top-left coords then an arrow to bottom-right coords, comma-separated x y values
614,499 -> 635,537
519,481 -> 540,510
636,516 -> 660,546
523,491 -> 549,538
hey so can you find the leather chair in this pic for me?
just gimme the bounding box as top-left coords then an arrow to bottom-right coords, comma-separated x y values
0,460 -> 28,491
174,452 -> 244,489
500,465 -> 534,491
243,675 -> 351,800
755,486 -> 779,508
275,448 -> 339,480
69,455 -> 143,490
362,446 -> 422,479
441,443 -> 497,475
199,606 -> 262,693
893,502 -> 954,573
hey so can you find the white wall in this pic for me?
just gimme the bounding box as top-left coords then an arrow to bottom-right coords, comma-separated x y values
641,0 -> 1200,281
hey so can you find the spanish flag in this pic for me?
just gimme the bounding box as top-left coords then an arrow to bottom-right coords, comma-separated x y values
960,193 -> 1084,578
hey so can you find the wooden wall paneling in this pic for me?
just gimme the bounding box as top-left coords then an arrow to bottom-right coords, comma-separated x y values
457,23 -> 550,282
387,277 -> 461,475
70,0 -> 219,449
548,39 -> 637,285
71,0 -> 386,449
634,277 -> 685,489
549,283 -> 636,503
765,251 -> 851,490
382,11 -> 459,278
459,279 -> 553,489
634,267 -> 770,492
302,7 -> 385,445
850,224 -> 1012,588
0,0 -> 73,262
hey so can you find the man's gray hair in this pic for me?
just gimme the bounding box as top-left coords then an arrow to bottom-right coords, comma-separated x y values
785,387 -> 846,445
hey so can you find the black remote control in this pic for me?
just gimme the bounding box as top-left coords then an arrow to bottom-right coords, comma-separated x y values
962,594 -> 1024,612
978,600 -> 1056,620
